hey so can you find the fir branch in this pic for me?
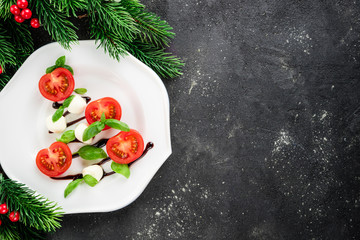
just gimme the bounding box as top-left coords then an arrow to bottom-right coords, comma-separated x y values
0,26 -> 17,72
6,20 -> 34,55
0,73 -> 11,90
91,24 -> 129,60
0,216 -> 46,240
32,0 -> 78,49
0,219 -> 20,240
0,0 -> 13,19
0,176 -> 63,232
51,0 -> 88,17
88,0 -> 139,44
125,40 -> 184,79
120,0 -> 175,47
4,19 -> 34,67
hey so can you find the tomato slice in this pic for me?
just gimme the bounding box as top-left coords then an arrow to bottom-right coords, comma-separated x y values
36,142 -> 72,177
38,68 -> 74,101
85,97 -> 122,130
106,129 -> 144,164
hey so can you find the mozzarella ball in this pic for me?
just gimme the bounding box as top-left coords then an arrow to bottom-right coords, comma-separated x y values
68,95 -> 87,114
46,115 -> 66,133
82,165 -> 103,182
75,122 -> 93,144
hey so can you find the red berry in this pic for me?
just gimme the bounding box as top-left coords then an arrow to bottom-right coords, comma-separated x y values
14,15 -> 25,23
9,211 -> 20,222
10,5 -> 20,15
0,66 -> 2,74
17,0 -> 28,9
0,203 -> 8,214
0,219 -> 2,225
30,18 -> 40,28
20,8 -> 32,19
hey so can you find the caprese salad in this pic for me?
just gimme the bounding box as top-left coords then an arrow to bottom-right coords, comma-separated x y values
35,56 -> 153,197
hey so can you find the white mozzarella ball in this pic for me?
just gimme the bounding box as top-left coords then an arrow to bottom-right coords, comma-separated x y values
82,165 -> 103,182
68,95 -> 87,114
75,122 -> 93,144
46,115 -> 67,133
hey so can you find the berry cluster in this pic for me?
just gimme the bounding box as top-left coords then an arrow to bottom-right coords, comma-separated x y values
0,202 -> 20,225
10,0 -> 39,28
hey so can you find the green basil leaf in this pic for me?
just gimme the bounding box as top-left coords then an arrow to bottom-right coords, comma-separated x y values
77,145 -> 107,160
97,122 -> 106,131
63,95 -> 75,108
74,88 -> 87,94
104,119 -> 130,131
100,112 -> 106,123
56,130 -> 75,143
46,65 -> 57,74
63,65 -> 74,75
55,56 -> 66,67
83,174 -> 98,187
64,179 -> 83,198
111,162 -> 130,178
52,106 -> 65,122
83,121 -> 104,141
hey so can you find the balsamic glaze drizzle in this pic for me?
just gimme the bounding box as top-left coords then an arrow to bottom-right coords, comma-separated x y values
49,96 -> 91,134
52,96 -> 91,109
51,142 -> 154,181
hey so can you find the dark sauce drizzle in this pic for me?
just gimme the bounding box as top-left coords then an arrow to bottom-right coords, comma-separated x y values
48,116 -> 86,134
51,142 -> 154,181
71,138 -> 109,158
52,96 -> 91,109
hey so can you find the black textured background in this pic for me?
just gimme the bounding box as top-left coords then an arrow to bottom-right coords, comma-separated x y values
10,0 -> 360,239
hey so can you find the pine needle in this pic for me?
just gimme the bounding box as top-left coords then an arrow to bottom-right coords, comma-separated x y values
50,0 -> 87,17
33,0 -> 78,49
0,0 -> 13,19
0,175 -> 63,233
120,0 -> 175,47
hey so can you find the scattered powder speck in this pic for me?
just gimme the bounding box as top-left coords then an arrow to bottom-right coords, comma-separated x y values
272,129 -> 292,154
266,110 -> 339,235
135,178 -> 225,239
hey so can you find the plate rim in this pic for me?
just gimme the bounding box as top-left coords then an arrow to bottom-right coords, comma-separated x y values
0,40 -> 172,214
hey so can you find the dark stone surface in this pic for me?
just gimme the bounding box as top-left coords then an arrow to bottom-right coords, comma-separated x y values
8,0 -> 360,239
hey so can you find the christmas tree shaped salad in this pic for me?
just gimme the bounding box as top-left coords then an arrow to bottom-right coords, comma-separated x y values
35,56 -> 154,198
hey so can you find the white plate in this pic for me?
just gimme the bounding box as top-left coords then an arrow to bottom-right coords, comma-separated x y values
0,40 -> 171,214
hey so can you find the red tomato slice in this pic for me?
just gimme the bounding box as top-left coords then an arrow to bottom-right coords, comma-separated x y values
38,68 -> 74,101
85,97 -> 122,130
36,142 -> 72,177
106,129 -> 144,164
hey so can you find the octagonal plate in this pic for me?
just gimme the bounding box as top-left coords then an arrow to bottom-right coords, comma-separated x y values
0,40 -> 171,214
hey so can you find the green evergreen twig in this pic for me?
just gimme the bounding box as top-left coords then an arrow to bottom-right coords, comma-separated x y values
0,0 -> 13,19
51,0 -> 88,17
0,174 -> 63,233
120,0 -> 175,47
33,0 -> 78,49
125,40 -> 184,79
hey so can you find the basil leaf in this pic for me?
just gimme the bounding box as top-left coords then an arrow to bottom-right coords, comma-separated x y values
74,88 -> 87,94
100,112 -> 106,123
52,106 -> 65,122
83,121 -> 105,141
104,119 -> 130,131
56,130 -> 75,143
64,179 -> 83,198
111,162 -> 130,178
63,95 -> 75,108
63,65 -> 74,75
46,65 -> 57,74
83,175 -> 98,187
77,145 -> 107,160
97,122 -> 106,131
55,56 -> 66,67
